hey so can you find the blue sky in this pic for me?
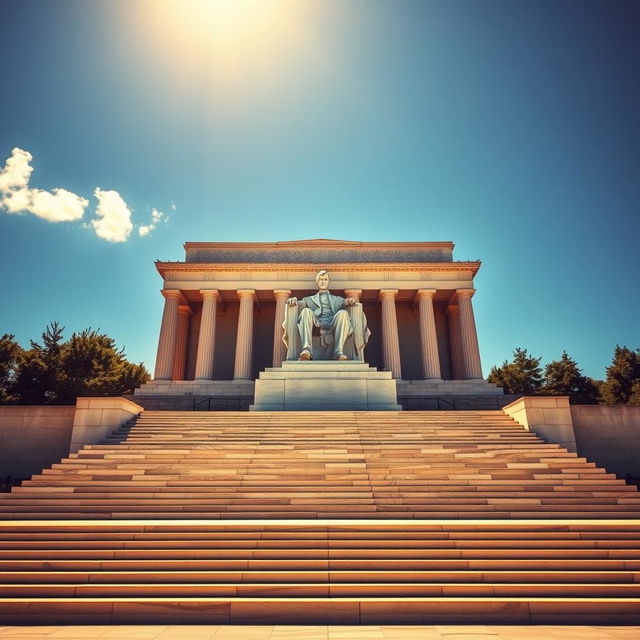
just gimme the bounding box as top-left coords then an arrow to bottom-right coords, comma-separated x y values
0,0 -> 638,379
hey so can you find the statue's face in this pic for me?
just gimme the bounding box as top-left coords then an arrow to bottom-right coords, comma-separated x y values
317,273 -> 330,290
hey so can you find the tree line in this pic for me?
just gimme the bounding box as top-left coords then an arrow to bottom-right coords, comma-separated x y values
487,346 -> 640,405
0,322 -> 150,404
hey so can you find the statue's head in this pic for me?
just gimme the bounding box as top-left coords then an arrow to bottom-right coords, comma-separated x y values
315,270 -> 330,291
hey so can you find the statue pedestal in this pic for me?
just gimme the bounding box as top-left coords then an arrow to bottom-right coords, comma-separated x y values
250,361 -> 401,411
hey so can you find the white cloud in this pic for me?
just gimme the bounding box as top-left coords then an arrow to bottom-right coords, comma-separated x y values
29,188 -> 88,222
0,147 -> 88,222
1,147 -> 170,243
92,188 -> 134,242
138,207 -> 164,237
0,147 -> 32,191
1,186 -> 32,214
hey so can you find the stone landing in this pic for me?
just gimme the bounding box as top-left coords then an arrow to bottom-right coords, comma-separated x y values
398,379 -> 504,397
134,379 -> 255,398
250,361 -> 401,411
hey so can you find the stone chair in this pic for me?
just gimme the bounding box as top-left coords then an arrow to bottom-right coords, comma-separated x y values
282,302 -> 371,362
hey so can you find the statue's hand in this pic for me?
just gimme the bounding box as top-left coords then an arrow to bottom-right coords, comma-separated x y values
344,297 -> 357,306
287,297 -> 298,306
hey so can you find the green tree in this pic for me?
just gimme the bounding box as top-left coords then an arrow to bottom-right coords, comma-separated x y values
599,345 -> 640,405
10,323 -> 150,405
55,329 -> 150,403
12,322 -> 65,404
487,347 -> 543,395
542,351 -> 599,404
0,334 -> 22,402
629,380 -> 640,407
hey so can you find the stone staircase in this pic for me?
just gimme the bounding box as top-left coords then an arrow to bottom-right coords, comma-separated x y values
0,410 -> 639,623
2,410 -> 639,519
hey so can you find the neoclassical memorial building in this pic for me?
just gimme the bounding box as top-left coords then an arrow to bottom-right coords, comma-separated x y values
136,239 -> 503,408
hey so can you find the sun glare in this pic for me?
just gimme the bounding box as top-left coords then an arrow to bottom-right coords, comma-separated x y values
160,0 -> 283,44
130,0 -> 324,103
143,0 -> 302,62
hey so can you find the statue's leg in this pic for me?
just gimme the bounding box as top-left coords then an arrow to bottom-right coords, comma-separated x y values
332,309 -> 353,358
297,308 -> 315,355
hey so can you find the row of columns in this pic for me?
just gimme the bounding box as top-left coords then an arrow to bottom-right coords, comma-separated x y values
154,288 -> 483,382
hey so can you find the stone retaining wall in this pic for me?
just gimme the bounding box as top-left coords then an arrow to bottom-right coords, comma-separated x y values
571,405 -> 640,478
0,406 -> 75,479
0,398 -> 144,480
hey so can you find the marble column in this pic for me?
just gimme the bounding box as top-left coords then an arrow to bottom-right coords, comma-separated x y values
234,289 -> 256,380
272,289 -> 291,368
194,289 -> 220,380
154,289 -> 181,381
379,289 -> 402,379
446,305 -> 465,380
415,289 -> 441,380
456,288 -> 483,379
172,305 -> 192,381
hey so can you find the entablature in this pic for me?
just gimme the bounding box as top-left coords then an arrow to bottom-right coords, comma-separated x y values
156,261 -> 480,278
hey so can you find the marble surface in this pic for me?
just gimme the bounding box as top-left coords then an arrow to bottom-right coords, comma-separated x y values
251,361 -> 401,411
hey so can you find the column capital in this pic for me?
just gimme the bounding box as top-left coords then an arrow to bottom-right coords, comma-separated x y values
237,289 -> 256,299
273,289 -> 292,299
456,288 -> 476,299
161,289 -> 182,300
178,304 -> 193,316
415,288 -> 437,302
344,289 -> 362,301
445,304 -> 460,317
199,289 -> 220,299
379,288 -> 399,300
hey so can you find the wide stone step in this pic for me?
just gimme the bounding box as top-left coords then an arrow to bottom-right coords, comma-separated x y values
4,530 -> 640,540
3,509 -> 640,521
2,569 -> 639,584
10,491 -> 637,501
2,538 -> 640,550
2,582 -> 640,598
27,480 -> 622,488
3,557 -> 639,572
3,547 -> 639,560
4,498 -> 640,509
1,595 -> 639,623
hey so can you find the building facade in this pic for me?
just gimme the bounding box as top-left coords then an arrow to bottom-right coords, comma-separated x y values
136,239 -> 503,405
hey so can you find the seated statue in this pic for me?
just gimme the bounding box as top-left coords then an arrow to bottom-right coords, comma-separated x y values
282,270 -> 371,361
